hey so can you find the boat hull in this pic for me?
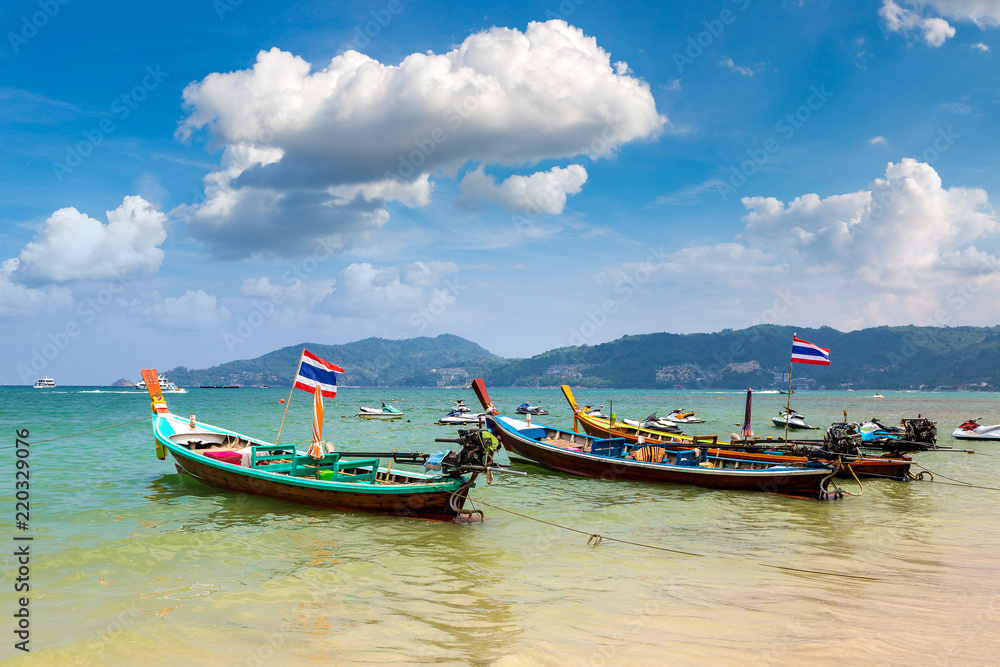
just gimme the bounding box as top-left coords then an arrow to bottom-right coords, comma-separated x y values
486,416 -> 833,498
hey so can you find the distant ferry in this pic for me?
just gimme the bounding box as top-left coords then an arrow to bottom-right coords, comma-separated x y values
33,377 -> 57,389
135,375 -> 186,393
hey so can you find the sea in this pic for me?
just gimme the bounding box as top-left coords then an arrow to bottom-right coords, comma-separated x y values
2,385 -> 998,666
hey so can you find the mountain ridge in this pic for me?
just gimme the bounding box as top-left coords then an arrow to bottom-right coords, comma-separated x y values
161,325 -> 1000,390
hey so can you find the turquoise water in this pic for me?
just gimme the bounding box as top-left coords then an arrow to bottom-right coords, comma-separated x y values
2,386 -> 999,665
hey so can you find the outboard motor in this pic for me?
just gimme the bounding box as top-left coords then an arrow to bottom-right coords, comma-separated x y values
824,421 -> 862,456
435,428 -> 501,476
901,418 -> 937,445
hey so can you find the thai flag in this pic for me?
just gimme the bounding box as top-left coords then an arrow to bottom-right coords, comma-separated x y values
294,349 -> 345,397
791,336 -> 831,366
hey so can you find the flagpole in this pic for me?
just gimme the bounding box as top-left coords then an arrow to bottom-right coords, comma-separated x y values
276,350 -> 306,445
785,333 -> 795,443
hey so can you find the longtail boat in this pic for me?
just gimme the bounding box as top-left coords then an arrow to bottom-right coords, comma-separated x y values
471,380 -> 840,499
141,369 -> 507,520
560,385 -> 912,481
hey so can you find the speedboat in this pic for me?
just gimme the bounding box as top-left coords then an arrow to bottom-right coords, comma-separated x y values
772,409 -> 818,430
664,409 -> 706,424
953,418 -> 1000,440
356,403 -> 405,419
436,409 -> 485,426
33,377 -> 57,388
515,402 -> 550,416
136,375 -> 186,393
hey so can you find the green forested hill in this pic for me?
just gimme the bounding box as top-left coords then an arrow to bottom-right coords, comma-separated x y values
164,334 -> 503,388
163,325 -> 1000,389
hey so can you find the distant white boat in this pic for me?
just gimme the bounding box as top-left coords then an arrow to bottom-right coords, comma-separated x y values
135,375 -> 186,393
33,377 -> 56,389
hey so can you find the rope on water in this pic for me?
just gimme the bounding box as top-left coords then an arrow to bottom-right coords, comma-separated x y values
1,415 -> 152,448
909,463 -> 1000,492
469,497 -> 882,582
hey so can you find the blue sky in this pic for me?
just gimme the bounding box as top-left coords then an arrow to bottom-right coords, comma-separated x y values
2,0 -> 999,384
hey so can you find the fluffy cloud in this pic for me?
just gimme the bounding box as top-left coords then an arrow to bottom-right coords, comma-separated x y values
917,0 -> 1000,27
456,164 -> 588,214
741,159 -> 998,290
599,160 -> 1000,331
125,290 -> 231,330
0,259 -> 72,317
324,261 -> 460,317
178,20 -> 665,258
881,0 -> 957,46
14,196 -> 167,283
240,276 -> 335,304
881,0 -> 1000,45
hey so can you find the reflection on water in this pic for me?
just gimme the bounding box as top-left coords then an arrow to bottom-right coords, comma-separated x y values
3,386 -> 999,665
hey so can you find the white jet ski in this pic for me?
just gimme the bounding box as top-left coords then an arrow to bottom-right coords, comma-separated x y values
664,409 -> 706,424
952,418 -> 1000,440
772,408 -> 818,430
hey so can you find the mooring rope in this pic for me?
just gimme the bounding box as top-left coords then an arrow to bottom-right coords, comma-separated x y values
1,415 -> 152,449
469,497 -> 882,582
910,463 -> 1000,492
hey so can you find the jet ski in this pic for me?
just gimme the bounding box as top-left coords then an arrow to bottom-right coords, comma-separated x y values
450,400 -> 471,413
619,413 -> 683,435
356,403 -> 405,419
772,408 -> 818,430
516,402 -> 550,416
859,418 -> 905,442
952,418 -> 1000,440
436,409 -> 485,426
582,405 -> 608,418
664,409 -> 706,424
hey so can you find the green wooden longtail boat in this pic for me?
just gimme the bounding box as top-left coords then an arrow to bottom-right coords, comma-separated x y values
141,369 -> 499,520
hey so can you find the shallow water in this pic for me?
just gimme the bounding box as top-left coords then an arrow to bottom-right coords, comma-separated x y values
2,386 -> 999,665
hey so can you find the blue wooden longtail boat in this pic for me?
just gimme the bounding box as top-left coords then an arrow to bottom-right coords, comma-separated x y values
472,379 -> 841,499
561,385 -> 912,480
141,370 -> 501,519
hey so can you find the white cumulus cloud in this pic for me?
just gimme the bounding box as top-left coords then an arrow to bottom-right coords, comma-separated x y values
880,0 -> 1000,46
917,0 -> 1000,27
880,0 -> 957,46
240,276 -> 335,304
177,20 -> 665,258
0,259 -> 73,317
125,290 -> 231,330
14,196 -> 167,284
595,160 -> 1000,333
456,164 -> 588,214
